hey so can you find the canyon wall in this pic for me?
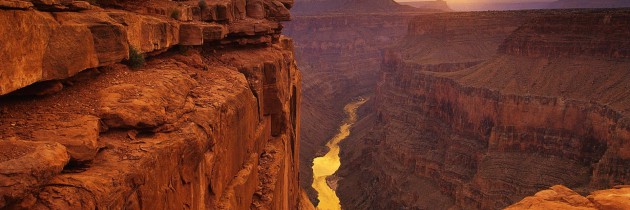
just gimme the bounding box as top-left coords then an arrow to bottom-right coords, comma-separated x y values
284,13 -> 424,203
0,0 -> 314,209
338,9 -> 630,210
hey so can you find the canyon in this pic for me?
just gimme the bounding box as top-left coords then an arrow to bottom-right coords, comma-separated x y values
336,8 -> 630,210
286,0 -> 630,209
1,0 -> 630,209
284,11 -> 432,204
0,0 -> 314,209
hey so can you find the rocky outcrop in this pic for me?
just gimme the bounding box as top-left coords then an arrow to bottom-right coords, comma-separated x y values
337,9 -> 630,210
506,185 -> 630,210
284,13 -> 422,204
0,0 -> 290,96
0,0 -> 312,209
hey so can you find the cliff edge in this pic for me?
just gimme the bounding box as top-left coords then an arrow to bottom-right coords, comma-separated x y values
0,0 -> 313,209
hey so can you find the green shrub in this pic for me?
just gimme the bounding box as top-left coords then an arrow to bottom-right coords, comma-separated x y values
170,9 -> 181,20
127,47 -> 145,69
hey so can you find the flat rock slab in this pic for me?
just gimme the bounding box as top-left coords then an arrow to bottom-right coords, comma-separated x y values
0,114 -> 101,162
0,140 -> 69,208
98,68 -> 195,129
588,186 -> 630,210
506,185 -> 630,210
0,0 -> 33,9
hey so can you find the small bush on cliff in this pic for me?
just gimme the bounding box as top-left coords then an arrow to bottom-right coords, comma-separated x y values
170,9 -> 181,20
127,47 -> 145,69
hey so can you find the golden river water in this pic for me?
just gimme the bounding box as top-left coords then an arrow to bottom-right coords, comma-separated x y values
311,98 -> 367,210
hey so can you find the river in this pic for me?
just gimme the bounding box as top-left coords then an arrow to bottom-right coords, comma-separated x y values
311,98 -> 367,210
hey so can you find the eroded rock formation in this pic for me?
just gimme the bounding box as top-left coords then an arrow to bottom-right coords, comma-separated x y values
337,9 -> 630,210
0,0 -> 314,209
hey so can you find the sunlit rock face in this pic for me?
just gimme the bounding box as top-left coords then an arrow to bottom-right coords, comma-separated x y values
0,0 -> 315,209
337,9 -> 630,210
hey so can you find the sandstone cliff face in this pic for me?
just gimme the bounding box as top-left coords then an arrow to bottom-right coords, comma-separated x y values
284,13 -> 420,203
0,0 -> 313,209
337,9 -> 630,210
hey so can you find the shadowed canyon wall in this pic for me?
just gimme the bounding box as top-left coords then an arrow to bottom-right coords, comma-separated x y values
0,0 -> 315,209
337,9 -> 630,210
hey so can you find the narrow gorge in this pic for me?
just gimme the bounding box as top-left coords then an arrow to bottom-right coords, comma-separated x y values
311,98 -> 366,210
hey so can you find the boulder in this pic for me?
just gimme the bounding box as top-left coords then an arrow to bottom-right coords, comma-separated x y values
107,11 -> 180,53
264,0 -> 290,21
42,24 -> 99,80
52,11 -> 129,66
30,115 -> 102,162
99,69 -> 195,129
180,23 -> 204,46
203,23 -> 228,41
0,0 -> 33,9
0,10 -> 57,95
506,185 -> 630,210
0,140 -> 69,208
246,0 -> 264,19
588,186 -> 630,210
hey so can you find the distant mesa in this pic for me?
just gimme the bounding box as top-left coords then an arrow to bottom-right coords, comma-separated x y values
398,0 -> 452,11
291,0 -> 449,15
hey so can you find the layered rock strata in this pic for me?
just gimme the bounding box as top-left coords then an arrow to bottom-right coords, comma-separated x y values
338,9 -> 630,210
0,0 -> 314,209
284,13 -> 425,203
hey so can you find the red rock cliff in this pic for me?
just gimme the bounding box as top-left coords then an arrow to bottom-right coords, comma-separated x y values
337,9 -> 630,210
0,0 -> 314,209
